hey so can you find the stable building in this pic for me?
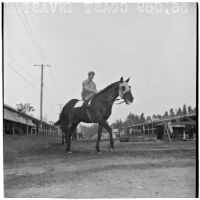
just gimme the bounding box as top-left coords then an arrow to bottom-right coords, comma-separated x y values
123,113 -> 196,141
4,104 -> 58,135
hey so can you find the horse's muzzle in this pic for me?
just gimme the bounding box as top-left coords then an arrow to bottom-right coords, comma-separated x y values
124,92 -> 134,104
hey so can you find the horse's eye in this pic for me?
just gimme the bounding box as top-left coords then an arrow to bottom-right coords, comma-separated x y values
129,86 -> 131,89
121,86 -> 126,92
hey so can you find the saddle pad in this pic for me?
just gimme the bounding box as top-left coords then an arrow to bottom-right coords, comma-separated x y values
74,99 -> 93,108
74,101 -> 84,108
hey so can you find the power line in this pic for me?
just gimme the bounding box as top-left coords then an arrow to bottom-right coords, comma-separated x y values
14,5 -> 45,60
44,69 -> 63,104
18,10 -> 59,113
5,60 -> 57,114
14,5 -> 48,62
5,60 -> 40,92
5,25 -> 35,64
22,12 -> 48,61
5,51 -> 38,80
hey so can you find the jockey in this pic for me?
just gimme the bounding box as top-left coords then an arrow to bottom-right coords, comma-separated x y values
81,71 -> 98,106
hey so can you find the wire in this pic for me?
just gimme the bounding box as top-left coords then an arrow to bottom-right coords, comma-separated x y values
14,5 -> 44,60
5,60 -> 58,115
14,4 -> 49,62
5,60 -> 40,92
5,51 -> 38,80
5,24 -> 36,64
46,69 -> 63,103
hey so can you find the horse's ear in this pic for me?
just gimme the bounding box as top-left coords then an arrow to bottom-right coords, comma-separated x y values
125,77 -> 130,83
120,77 -> 123,83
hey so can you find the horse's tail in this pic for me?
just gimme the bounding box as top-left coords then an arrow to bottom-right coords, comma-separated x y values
54,99 -> 79,127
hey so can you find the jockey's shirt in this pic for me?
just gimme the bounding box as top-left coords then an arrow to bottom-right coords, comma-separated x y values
81,79 -> 97,100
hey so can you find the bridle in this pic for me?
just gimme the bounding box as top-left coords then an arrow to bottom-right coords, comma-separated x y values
115,84 -> 132,105
114,98 -> 125,105
97,82 -> 132,105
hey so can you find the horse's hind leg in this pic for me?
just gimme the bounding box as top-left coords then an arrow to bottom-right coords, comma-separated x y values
66,131 -> 72,153
96,124 -> 103,153
102,122 -> 114,151
65,121 -> 80,153
64,130 -> 70,153
61,132 -> 65,144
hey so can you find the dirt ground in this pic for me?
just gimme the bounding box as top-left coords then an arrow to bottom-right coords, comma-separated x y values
4,139 -> 196,198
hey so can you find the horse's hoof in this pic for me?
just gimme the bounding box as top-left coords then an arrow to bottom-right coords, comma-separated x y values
110,148 -> 114,152
98,151 -> 102,154
67,151 -> 72,154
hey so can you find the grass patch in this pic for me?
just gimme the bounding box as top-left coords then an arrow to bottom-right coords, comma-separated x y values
3,134 -> 61,163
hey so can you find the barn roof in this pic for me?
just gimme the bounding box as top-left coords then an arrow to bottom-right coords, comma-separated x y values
4,107 -> 36,126
124,113 -> 196,129
3,104 -> 55,127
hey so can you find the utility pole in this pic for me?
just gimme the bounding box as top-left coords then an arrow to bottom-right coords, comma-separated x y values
34,64 -> 51,134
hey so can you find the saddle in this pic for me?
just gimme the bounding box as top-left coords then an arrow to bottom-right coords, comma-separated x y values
73,99 -> 93,108
73,100 -> 93,122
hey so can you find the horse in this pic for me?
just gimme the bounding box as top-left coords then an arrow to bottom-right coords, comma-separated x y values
54,77 -> 134,153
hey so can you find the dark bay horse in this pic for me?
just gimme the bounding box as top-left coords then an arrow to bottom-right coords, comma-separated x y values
54,77 -> 134,153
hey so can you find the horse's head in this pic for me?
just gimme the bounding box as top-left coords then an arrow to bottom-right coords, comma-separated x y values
118,77 -> 134,105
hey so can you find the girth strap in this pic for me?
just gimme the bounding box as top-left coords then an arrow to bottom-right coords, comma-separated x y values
86,108 -> 93,122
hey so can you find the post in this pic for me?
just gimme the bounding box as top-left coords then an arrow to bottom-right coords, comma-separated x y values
26,120 -> 28,136
2,3 -> 4,78
152,122 -> 154,135
34,64 -> 51,134
40,64 -> 44,134
12,122 -> 15,135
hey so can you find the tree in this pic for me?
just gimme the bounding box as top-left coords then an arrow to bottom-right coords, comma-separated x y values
152,114 -> 162,120
134,115 -> 140,124
126,113 -> 135,126
176,107 -> 182,116
163,111 -> 169,117
112,119 -> 124,130
187,105 -> 192,114
16,103 -> 35,135
182,104 -> 187,115
157,114 -> 162,119
169,108 -> 175,117
16,103 -> 35,114
43,116 -> 48,122
140,113 -> 145,123
152,114 -> 157,119
146,116 -> 152,122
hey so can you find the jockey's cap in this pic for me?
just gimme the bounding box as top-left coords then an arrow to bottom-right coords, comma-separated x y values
88,71 -> 95,75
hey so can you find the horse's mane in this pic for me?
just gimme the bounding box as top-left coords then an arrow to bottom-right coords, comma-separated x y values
95,81 -> 119,97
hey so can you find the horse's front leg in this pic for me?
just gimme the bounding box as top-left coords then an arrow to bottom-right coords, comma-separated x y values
96,124 -> 103,153
103,122 -> 114,151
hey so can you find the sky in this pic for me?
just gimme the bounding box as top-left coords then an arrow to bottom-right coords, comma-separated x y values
4,2 -> 197,124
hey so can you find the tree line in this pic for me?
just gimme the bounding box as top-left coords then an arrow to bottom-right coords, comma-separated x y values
111,104 -> 196,130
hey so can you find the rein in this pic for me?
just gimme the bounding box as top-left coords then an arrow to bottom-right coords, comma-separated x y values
96,96 -> 125,105
114,98 -> 125,105
92,83 -> 130,106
